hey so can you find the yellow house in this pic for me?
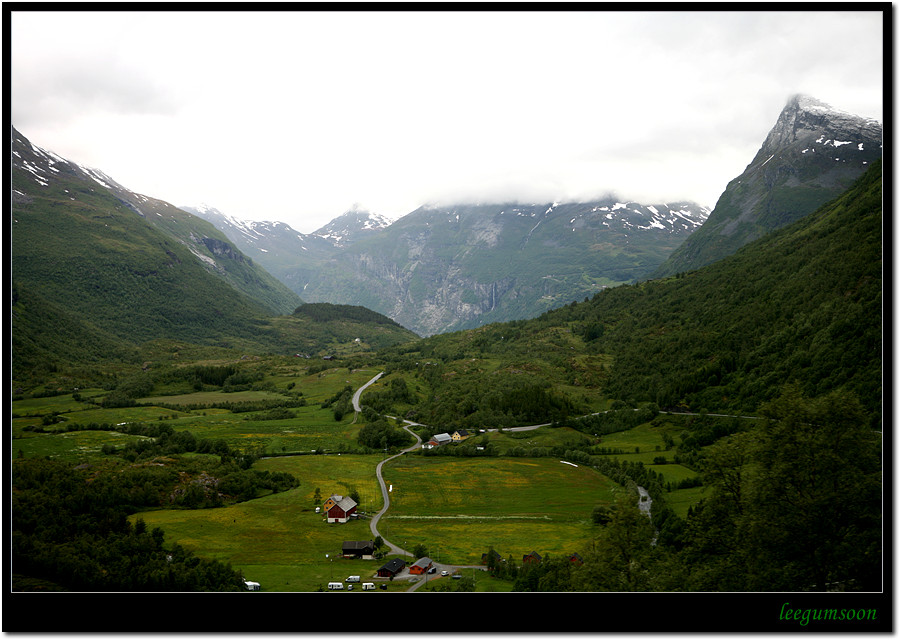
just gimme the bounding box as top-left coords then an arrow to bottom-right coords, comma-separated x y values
322,494 -> 343,513
451,429 -> 470,442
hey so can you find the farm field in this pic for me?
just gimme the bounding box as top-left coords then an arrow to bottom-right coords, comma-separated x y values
128,452 -> 624,590
12,429 -> 151,461
10,366 -> 382,460
596,420 -> 681,453
131,454 -> 395,592
378,456 -> 619,565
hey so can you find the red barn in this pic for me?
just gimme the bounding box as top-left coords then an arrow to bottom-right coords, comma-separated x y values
326,495 -> 358,523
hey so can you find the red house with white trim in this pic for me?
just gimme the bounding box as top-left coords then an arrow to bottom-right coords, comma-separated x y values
324,494 -> 358,523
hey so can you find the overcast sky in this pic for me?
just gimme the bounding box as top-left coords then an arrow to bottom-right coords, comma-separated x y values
11,9 -> 884,233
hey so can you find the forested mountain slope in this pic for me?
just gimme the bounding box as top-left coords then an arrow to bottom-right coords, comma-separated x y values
389,160 -> 882,423
10,127 -> 418,384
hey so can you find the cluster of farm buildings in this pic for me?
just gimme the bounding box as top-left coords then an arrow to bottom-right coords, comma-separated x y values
422,429 -> 473,449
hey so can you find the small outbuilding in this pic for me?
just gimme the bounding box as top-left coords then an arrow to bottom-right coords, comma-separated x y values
409,557 -> 434,575
342,540 -> 375,559
376,558 -> 407,578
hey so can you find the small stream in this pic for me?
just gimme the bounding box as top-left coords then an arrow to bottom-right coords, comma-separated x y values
636,486 -> 658,546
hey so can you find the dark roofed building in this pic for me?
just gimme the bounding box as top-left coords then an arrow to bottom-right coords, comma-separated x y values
376,558 -> 406,578
342,540 -> 375,559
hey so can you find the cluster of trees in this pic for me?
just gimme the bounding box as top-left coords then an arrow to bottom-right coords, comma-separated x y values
321,385 -> 354,421
412,375 -> 585,432
357,417 -> 415,452
12,458 -> 245,591
293,302 -> 403,327
362,376 -> 417,414
93,423 -> 298,507
563,404 -> 660,436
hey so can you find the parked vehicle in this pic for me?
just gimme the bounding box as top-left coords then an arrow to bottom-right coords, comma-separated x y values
362,582 -> 376,590
441,570 -> 449,576
327,582 -> 344,590
428,567 -> 436,574
345,575 -> 360,583
347,584 -> 353,590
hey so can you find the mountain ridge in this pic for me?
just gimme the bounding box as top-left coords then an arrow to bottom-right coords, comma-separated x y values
653,94 -> 882,277
196,197 -> 710,335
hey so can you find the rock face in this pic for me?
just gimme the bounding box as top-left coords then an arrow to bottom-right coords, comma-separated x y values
283,200 -> 710,336
198,198 -> 709,335
653,95 -> 882,278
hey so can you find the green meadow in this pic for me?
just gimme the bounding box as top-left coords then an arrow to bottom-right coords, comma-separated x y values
131,454 -> 408,592
378,456 -> 620,565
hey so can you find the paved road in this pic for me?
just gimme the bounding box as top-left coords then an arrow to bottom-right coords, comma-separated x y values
352,371 -> 384,412
368,420 -> 422,557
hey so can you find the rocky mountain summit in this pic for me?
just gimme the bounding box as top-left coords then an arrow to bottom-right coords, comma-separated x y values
653,94 -> 882,277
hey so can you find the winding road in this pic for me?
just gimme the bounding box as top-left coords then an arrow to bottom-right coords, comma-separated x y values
354,373 -> 492,590
350,372 -> 757,589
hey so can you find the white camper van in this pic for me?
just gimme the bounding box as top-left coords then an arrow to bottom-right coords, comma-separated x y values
327,582 -> 344,590
345,575 -> 360,583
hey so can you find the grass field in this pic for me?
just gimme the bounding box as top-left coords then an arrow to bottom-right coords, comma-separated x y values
12,429 -> 152,461
128,453 -> 622,590
378,456 -> 620,565
131,454 -> 407,592
10,367 -> 384,460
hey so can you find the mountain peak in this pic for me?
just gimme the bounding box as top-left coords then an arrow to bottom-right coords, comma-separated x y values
653,96 -> 882,278
788,93 -> 836,114
312,208 -> 394,246
759,94 -> 881,158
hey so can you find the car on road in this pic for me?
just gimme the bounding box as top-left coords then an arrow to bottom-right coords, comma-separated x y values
441,570 -> 449,576
428,567 -> 436,574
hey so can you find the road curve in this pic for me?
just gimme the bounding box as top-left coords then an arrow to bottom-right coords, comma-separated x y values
352,371 -> 384,412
